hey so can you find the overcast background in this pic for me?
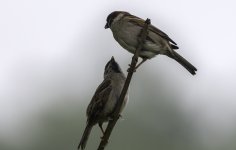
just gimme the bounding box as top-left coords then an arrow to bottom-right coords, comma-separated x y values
0,0 -> 236,150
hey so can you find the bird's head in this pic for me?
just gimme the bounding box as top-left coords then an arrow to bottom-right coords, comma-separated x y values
105,11 -> 130,29
104,56 -> 122,78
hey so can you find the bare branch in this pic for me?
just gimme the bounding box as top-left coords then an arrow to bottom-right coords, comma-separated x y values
97,18 -> 151,150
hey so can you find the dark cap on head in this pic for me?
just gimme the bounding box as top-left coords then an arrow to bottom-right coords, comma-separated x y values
105,11 -> 129,29
104,56 -> 122,73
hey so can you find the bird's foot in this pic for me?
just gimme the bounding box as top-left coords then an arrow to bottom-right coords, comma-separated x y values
127,65 -> 136,73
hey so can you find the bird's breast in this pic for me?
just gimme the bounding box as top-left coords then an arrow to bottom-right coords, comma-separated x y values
102,77 -> 127,116
111,22 -> 140,52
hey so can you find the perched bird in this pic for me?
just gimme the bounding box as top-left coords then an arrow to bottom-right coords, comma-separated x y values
105,11 -> 197,75
78,57 -> 128,150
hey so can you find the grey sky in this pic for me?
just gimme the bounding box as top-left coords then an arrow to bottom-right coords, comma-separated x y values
0,0 -> 236,148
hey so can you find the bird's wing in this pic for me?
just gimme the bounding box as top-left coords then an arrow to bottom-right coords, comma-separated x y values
127,15 -> 177,45
149,24 -> 177,45
86,79 -> 112,123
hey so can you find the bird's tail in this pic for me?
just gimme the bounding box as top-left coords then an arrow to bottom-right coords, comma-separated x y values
169,50 -> 197,75
78,124 -> 93,150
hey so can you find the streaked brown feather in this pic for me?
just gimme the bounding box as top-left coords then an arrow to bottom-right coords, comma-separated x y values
126,15 -> 177,45
86,79 -> 112,124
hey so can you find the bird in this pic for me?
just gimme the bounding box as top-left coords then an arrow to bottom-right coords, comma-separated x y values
105,11 -> 197,75
78,56 -> 128,150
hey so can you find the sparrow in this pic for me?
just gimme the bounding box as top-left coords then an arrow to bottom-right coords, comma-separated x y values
105,11 -> 197,75
78,56 -> 128,150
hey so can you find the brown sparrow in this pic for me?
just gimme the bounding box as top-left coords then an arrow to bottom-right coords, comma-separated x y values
105,11 -> 197,75
78,56 -> 128,150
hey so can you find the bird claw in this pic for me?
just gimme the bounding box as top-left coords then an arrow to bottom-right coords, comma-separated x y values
127,65 -> 136,72
127,68 -> 136,73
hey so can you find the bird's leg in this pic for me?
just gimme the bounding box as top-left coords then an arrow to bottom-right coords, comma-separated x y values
99,123 -> 105,136
128,57 -> 139,72
135,58 -> 147,70
99,123 -> 107,140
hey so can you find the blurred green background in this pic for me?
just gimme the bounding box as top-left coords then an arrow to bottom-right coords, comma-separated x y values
1,0 -> 236,150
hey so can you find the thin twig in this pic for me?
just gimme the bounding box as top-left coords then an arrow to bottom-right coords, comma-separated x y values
97,18 -> 151,150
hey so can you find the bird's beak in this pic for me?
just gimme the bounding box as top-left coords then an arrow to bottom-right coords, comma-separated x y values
105,23 -> 109,29
110,56 -> 115,61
